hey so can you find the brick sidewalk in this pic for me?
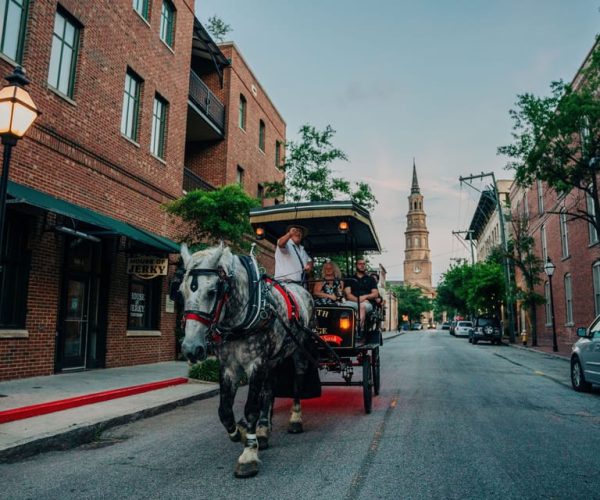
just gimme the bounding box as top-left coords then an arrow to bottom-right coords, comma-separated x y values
509,338 -> 571,360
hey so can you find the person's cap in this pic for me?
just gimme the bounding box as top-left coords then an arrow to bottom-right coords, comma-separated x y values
286,224 -> 309,237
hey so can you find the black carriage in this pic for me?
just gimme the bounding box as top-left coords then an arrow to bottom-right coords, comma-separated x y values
250,201 -> 383,413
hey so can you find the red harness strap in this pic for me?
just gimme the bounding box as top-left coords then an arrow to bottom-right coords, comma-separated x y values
265,278 -> 300,321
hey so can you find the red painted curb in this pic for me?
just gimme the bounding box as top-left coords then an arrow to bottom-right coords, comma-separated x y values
0,377 -> 189,424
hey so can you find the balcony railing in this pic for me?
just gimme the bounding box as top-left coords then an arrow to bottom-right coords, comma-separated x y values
189,71 -> 225,133
183,168 -> 215,193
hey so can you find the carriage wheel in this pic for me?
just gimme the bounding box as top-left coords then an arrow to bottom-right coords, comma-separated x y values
362,353 -> 373,414
372,347 -> 380,396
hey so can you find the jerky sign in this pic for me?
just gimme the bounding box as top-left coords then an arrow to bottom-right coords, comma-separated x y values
127,257 -> 168,279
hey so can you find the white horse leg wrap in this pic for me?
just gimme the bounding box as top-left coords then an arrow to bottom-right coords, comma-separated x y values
290,403 -> 303,424
238,434 -> 261,465
256,425 -> 270,439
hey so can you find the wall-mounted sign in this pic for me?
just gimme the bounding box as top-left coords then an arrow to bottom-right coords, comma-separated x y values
127,257 -> 168,279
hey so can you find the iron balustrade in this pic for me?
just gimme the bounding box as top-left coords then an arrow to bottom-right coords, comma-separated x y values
183,168 -> 215,193
189,71 -> 225,133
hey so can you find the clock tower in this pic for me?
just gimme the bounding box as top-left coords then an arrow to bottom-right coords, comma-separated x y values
404,160 -> 433,290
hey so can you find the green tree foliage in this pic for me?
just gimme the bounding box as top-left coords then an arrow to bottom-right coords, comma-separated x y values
434,263 -> 474,317
163,184 -> 260,251
206,15 -> 232,43
265,124 -> 377,210
498,40 -> 600,234
391,284 -> 431,323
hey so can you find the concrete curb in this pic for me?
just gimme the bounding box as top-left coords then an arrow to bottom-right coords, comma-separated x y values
507,342 -> 570,362
0,387 -> 219,464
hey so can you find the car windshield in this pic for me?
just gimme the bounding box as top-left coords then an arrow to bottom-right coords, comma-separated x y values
458,322 -> 472,327
478,318 -> 498,327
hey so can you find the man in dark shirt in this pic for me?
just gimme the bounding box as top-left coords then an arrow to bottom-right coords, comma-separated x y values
343,259 -> 379,328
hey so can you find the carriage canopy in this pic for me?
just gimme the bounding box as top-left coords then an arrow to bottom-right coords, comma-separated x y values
249,200 -> 381,256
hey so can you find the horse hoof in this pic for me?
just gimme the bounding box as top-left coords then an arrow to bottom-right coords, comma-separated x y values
228,428 -> 242,443
287,422 -> 304,434
257,436 -> 269,450
234,461 -> 259,478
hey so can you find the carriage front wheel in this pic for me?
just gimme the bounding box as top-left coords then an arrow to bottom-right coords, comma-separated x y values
372,347 -> 380,396
362,353 -> 373,414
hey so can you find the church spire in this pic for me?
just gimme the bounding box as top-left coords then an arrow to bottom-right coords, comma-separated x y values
411,158 -> 420,194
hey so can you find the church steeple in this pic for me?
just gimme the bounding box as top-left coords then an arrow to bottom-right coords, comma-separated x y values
411,158 -> 420,194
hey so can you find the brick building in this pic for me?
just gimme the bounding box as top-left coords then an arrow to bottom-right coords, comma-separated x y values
0,2 -> 285,380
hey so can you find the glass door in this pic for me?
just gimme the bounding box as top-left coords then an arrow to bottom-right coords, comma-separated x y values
60,276 -> 90,369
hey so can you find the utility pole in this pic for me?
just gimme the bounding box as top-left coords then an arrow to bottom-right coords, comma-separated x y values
452,229 -> 475,264
459,172 -> 516,343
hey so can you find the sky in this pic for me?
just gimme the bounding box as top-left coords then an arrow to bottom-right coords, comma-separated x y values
195,0 -> 599,283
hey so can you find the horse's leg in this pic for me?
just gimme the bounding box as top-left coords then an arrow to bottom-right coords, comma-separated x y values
288,351 -> 306,434
234,369 -> 267,478
256,376 -> 273,450
218,366 -> 241,443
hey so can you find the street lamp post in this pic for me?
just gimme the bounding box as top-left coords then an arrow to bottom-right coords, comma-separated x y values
544,258 -> 558,352
0,67 -> 39,317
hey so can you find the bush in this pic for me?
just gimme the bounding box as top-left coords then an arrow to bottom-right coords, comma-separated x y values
188,358 -> 220,382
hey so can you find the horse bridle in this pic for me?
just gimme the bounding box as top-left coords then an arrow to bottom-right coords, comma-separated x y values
183,268 -> 231,330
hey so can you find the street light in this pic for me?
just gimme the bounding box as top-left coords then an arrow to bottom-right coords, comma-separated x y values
0,65 -> 38,324
543,257 -> 558,352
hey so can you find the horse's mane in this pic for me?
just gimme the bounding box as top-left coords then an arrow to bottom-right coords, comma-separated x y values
183,243 -> 235,273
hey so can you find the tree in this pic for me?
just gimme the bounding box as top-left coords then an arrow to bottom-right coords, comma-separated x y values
163,184 -> 259,251
265,124 -> 377,210
391,284 -> 432,324
206,15 -> 232,43
498,40 -> 600,234
434,263 -> 474,317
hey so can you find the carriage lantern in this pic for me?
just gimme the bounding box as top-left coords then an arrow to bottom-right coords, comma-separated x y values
255,226 -> 265,239
338,220 -> 349,233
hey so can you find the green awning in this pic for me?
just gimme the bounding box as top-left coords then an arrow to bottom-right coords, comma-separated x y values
7,181 -> 180,253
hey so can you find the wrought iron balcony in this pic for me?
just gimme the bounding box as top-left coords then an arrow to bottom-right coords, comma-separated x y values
188,71 -> 225,138
183,168 -> 215,193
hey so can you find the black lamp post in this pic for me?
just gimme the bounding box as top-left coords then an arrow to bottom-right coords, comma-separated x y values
0,67 -> 39,316
544,257 -> 558,352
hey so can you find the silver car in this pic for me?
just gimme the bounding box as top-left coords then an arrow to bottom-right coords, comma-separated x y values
454,321 -> 473,337
571,314 -> 600,392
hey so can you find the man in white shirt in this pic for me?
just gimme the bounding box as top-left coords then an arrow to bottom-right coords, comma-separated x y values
275,225 -> 313,284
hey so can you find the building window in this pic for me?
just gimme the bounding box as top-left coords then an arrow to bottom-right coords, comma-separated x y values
564,273 -> 573,325
159,0 -> 175,47
593,262 -> 600,315
150,94 -> 168,159
238,94 -> 246,130
540,223 -> 547,264
537,179 -> 544,215
259,120 -> 266,151
275,140 -> 281,167
559,209 -> 569,258
48,9 -> 80,98
133,0 -> 149,20
587,190 -> 598,245
257,183 -> 264,199
236,166 -> 244,186
121,69 -> 142,141
128,276 -> 161,330
0,212 -> 30,329
0,0 -> 28,63
544,281 -> 552,326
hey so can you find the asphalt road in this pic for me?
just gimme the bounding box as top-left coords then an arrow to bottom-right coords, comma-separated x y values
3,331 -> 600,500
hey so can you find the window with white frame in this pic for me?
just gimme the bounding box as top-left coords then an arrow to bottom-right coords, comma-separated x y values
133,0 -> 149,20
593,261 -> 600,315
587,190 -> 598,245
159,0 -> 175,47
0,0 -> 28,63
48,8 -> 80,98
559,209 -> 569,258
236,166 -> 244,186
150,94 -> 168,159
540,223 -> 547,263
544,281 -> 552,326
537,179 -> 544,214
238,94 -> 246,130
120,69 -> 142,141
564,273 -> 573,325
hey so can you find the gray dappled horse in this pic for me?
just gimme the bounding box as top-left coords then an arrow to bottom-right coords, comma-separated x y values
179,243 -> 315,478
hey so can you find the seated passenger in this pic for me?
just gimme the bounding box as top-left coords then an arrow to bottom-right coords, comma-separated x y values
342,259 -> 379,328
313,260 -> 344,306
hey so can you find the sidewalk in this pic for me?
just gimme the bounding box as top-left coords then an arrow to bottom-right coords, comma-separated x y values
507,338 -> 572,361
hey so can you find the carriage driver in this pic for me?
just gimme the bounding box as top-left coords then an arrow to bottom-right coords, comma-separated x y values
274,225 -> 313,285
343,259 -> 379,328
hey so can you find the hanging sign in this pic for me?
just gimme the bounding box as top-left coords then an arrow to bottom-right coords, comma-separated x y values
127,257 -> 169,279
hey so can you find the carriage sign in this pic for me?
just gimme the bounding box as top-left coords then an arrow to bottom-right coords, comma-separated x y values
127,257 -> 168,279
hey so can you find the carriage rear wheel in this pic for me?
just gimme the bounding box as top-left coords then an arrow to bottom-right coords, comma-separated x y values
372,347 -> 380,396
362,353 -> 373,414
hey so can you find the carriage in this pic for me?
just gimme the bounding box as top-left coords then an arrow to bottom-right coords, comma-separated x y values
249,200 -> 383,414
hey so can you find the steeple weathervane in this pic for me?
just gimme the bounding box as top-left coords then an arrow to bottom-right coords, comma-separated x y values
411,158 -> 420,194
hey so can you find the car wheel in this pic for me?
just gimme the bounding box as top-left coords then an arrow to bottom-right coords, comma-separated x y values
571,357 -> 592,392
472,339 -> 478,345
468,337 -> 472,343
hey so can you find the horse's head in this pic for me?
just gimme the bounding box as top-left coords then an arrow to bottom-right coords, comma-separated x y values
179,242 -> 234,363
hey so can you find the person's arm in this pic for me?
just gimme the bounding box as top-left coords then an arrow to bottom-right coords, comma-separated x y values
313,281 -> 336,301
344,285 -> 358,302
277,229 -> 294,249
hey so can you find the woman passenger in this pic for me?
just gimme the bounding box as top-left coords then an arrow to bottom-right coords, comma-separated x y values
313,260 -> 344,305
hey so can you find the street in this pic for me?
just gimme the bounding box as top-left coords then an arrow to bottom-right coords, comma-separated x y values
3,331 -> 600,500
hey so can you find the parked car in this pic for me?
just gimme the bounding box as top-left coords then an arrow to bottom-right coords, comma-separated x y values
441,322 -> 451,330
449,320 -> 457,336
571,314 -> 600,392
412,322 -> 423,330
454,320 -> 473,337
469,317 -> 502,345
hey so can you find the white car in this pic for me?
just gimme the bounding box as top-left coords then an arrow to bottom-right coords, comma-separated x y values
454,321 -> 473,337
571,314 -> 600,392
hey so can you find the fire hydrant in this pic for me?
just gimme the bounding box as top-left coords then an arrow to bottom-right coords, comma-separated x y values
520,330 -> 528,346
